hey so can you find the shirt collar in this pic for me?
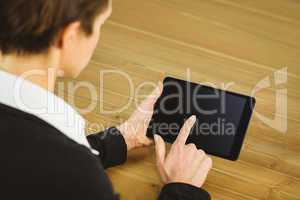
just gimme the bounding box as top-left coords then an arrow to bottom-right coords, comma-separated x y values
0,70 -> 98,155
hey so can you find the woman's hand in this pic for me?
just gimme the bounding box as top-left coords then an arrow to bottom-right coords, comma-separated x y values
117,82 -> 163,151
154,116 -> 213,188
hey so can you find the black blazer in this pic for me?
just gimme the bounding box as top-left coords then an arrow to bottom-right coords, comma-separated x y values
0,102 -> 210,200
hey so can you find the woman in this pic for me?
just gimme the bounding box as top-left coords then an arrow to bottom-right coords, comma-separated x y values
0,0 -> 212,199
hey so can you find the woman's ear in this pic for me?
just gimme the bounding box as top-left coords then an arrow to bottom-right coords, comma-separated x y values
54,21 -> 82,50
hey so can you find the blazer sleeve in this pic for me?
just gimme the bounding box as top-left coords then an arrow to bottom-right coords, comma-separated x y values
87,127 -> 127,169
158,183 -> 211,200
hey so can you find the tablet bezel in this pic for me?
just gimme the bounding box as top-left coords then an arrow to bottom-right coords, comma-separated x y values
228,95 -> 256,160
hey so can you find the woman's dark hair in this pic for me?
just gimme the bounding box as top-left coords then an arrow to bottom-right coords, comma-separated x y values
0,0 -> 109,55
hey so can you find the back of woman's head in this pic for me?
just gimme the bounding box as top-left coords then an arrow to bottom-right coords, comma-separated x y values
0,0 -> 109,55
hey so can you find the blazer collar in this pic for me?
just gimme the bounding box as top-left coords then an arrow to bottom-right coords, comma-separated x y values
0,70 -> 98,155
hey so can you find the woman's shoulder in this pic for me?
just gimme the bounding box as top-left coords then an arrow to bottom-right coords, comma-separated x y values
0,102 -> 101,171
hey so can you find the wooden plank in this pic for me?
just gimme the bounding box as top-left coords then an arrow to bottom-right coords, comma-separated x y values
96,23 -> 300,105
154,0 -> 300,48
214,0 -> 300,24
109,0 -> 300,76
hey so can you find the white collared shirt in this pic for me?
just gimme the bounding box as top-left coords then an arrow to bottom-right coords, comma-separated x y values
0,70 -> 98,155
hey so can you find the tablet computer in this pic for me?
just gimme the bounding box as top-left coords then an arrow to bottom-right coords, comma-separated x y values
146,77 -> 256,161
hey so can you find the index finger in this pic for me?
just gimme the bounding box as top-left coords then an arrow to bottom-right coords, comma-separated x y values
175,115 -> 197,146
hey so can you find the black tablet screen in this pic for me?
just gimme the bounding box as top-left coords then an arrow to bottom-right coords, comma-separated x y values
146,77 -> 255,160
